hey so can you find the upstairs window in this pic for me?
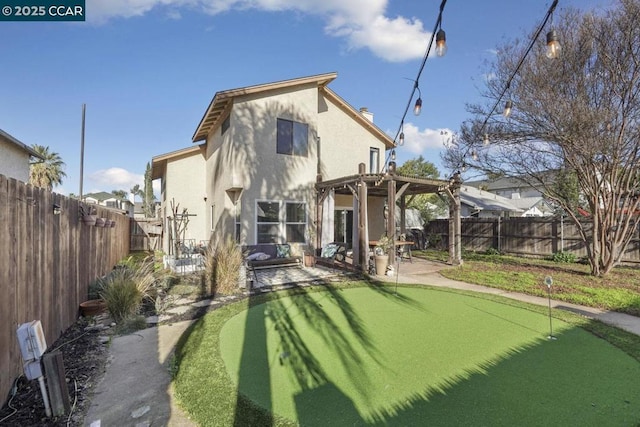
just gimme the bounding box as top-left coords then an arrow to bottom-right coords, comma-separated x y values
277,118 -> 308,157
369,147 -> 379,173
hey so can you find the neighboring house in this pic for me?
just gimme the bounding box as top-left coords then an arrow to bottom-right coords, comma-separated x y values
0,128 -> 43,183
83,191 -> 133,213
466,176 -> 544,199
509,197 -> 555,217
459,186 -> 524,218
152,72 -> 396,254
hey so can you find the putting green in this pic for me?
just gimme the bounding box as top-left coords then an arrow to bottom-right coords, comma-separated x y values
219,287 -> 640,426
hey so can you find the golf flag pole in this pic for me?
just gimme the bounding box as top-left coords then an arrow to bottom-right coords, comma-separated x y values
545,276 -> 556,340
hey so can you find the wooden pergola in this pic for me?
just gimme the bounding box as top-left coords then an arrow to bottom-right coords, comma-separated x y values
315,162 -> 463,272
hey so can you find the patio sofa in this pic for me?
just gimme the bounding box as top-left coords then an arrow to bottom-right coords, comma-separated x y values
242,243 -> 303,283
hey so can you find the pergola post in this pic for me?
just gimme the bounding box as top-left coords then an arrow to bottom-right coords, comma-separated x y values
450,172 -> 463,265
357,163 -> 368,271
387,163 -> 396,265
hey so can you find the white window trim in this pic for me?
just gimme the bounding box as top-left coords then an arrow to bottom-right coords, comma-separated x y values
255,199 -> 307,244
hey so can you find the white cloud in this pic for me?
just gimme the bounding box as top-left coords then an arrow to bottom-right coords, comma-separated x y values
88,167 -> 144,192
399,123 -> 453,154
86,0 -> 431,62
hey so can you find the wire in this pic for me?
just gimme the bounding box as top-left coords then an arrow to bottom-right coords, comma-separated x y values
0,376 -> 22,424
66,379 -> 78,427
379,0 -> 448,174
456,0 -> 559,172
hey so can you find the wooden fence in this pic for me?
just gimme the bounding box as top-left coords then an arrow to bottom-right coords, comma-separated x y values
0,175 -> 130,402
426,217 -> 640,262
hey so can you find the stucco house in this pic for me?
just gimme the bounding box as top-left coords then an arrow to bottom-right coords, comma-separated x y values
459,186 -> 554,218
83,191 -> 134,213
152,72 -> 394,254
0,128 -> 43,183
152,72 -> 462,267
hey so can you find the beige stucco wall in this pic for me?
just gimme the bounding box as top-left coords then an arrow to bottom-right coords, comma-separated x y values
162,150 -> 207,251
0,138 -> 31,183
202,83 -> 390,248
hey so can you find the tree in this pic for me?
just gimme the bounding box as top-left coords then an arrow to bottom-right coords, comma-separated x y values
130,184 -> 143,203
29,144 -> 66,190
443,0 -> 640,276
111,189 -> 127,201
397,156 -> 446,222
143,162 -> 156,218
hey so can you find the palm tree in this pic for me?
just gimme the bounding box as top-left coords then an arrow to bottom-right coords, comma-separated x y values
130,184 -> 143,202
29,144 -> 66,190
112,190 -> 127,200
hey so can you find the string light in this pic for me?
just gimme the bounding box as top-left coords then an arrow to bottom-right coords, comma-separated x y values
436,29 -> 447,57
503,100 -> 513,118
391,149 -> 396,161
546,29 -> 562,59
455,0 -> 561,173
383,0 -> 448,174
413,87 -> 423,116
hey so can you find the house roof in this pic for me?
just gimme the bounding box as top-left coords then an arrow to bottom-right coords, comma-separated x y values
0,128 -> 43,159
459,185 -> 524,213
84,191 -> 117,202
191,72 -> 395,149
151,144 -> 206,180
508,197 -> 549,211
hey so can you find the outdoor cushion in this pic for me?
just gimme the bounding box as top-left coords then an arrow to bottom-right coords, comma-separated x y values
321,243 -> 338,259
256,253 -> 271,261
247,252 -> 267,261
276,244 -> 291,258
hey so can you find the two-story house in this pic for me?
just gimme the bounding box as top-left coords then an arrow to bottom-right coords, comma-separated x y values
0,128 -> 43,183
152,72 -> 396,253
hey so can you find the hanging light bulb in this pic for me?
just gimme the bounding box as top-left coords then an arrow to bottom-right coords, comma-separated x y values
503,100 -> 513,118
461,162 -> 467,172
471,150 -> 478,161
391,149 -> 396,161
483,133 -> 489,146
413,97 -> 422,116
398,131 -> 405,146
435,29 -> 447,57
546,29 -> 561,59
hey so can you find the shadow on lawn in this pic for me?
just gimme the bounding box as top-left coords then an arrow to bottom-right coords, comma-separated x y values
232,282 -> 391,426
230,287 -> 640,426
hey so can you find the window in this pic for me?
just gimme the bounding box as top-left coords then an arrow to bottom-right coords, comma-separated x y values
277,118 -> 308,157
256,200 -> 307,243
370,147 -> 379,173
285,202 -> 306,243
221,116 -> 230,135
257,201 -> 280,243
234,200 -> 241,243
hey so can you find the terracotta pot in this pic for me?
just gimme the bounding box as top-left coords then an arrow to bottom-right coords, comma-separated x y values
79,299 -> 107,316
82,214 -> 97,226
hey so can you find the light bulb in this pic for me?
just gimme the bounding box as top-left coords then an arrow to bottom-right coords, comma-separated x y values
435,29 -> 447,57
503,100 -> 512,118
471,150 -> 478,161
483,133 -> 489,146
413,98 -> 422,116
391,150 -> 396,161
398,132 -> 405,146
546,30 -> 561,59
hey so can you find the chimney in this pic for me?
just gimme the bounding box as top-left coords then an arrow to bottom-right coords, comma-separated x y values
359,107 -> 374,123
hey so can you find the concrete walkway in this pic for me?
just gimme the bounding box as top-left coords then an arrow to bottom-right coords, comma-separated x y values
84,259 -> 640,426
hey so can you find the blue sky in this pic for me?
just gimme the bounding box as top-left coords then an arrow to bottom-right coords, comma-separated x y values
0,0 -> 608,196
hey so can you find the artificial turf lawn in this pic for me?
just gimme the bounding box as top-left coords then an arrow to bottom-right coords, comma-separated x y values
176,285 -> 640,426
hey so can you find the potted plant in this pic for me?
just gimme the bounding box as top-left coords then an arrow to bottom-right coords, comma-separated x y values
374,234 -> 392,276
80,205 -> 97,226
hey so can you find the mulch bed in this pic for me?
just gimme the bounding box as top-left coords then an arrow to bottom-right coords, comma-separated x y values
0,317 -> 110,426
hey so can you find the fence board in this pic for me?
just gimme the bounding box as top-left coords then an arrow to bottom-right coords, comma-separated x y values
0,176 -> 130,402
427,217 -> 640,263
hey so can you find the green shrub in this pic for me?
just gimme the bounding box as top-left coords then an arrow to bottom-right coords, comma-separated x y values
204,236 -> 245,295
98,259 -> 158,322
551,251 -> 576,263
484,247 -> 501,255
